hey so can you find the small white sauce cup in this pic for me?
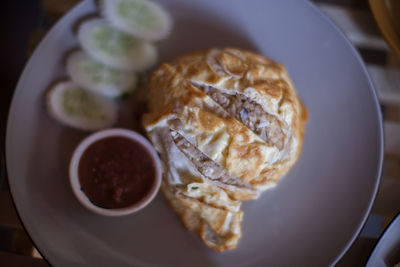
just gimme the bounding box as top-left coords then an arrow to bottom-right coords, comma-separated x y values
69,128 -> 162,216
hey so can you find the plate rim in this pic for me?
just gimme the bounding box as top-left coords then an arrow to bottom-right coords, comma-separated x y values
5,1 -> 88,266
5,0 -> 384,266
303,2 -> 384,265
366,212 -> 400,266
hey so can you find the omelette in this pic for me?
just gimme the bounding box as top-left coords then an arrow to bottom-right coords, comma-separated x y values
143,48 -> 307,251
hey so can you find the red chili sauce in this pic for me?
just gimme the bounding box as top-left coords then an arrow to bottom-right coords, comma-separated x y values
78,136 -> 155,209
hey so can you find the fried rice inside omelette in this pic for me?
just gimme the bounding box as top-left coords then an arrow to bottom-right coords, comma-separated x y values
143,48 -> 307,251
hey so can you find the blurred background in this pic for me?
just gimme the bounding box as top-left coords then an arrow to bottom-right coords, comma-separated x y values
1,0 -> 399,266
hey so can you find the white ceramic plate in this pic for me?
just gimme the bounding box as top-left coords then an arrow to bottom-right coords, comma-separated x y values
366,213 -> 400,267
6,0 -> 383,266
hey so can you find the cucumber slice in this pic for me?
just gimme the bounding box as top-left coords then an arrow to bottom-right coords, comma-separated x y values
46,81 -> 118,131
66,50 -> 138,98
101,0 -> 172,41
77,18 -> 157,72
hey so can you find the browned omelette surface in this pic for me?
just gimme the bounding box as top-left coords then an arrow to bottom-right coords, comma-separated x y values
143,48 -> 307,251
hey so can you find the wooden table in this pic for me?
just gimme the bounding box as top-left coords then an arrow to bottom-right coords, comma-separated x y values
1,0 -> 399,266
